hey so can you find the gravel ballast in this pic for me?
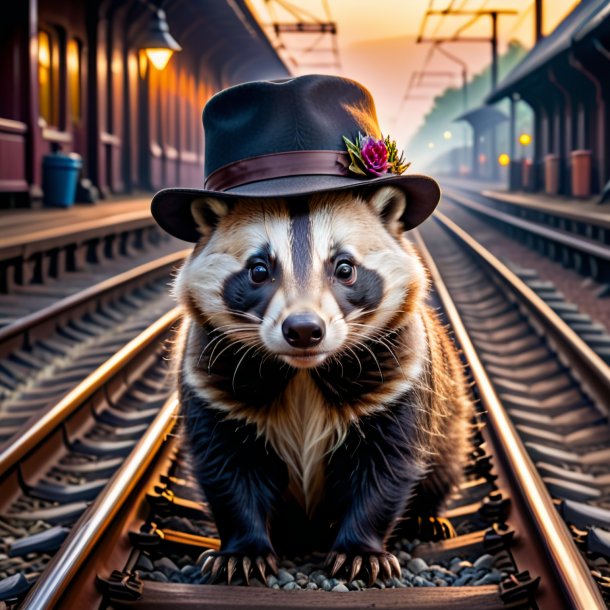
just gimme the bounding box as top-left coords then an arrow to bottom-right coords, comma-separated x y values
137,539 -> 508,591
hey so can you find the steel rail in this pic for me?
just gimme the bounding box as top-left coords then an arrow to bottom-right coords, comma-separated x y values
443,189 -> 610,262
413,230 -> 607,610
0,307 -> 182,478
19,394 -> 180,610
0,249 -> 188,348
432,210 -> 610,412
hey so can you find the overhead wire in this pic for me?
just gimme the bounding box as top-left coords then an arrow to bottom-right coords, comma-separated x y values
402,0 -> 457,116
507,1 -> 534,37
274,0 -> 321,23
263,0 -> 340,70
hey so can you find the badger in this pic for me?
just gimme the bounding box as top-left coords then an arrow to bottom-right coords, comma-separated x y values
174,185 -> 474,586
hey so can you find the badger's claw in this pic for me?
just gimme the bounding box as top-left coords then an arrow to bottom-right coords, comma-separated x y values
197,550 -> 278,585
368,556 -> 379,585
255,556 -> 266,581
227,556 -> 238,585
379,555 -> 392,580
242,556 -> 251,585
330,552 -> 347,577
326,551 -> 401,585
388,553 -> 402,577
348,556 -> 362,583
211,556 -> 224,581
266,553 -> 278,576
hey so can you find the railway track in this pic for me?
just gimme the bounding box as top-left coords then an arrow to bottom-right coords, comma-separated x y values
0,305 -> 181,605
4,221 -> 605,608
441,183 -> 610,285
0,250 -> 188,451
418,212 -> 610,603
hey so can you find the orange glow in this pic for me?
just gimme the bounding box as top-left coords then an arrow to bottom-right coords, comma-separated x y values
38,31 -> 50,68
479,154 -> 487,164
138,50 -> 148,79
145,48 -> 174,71
67,40 -> 79,73
68,39 -> 81,122
38,31 -> 53,125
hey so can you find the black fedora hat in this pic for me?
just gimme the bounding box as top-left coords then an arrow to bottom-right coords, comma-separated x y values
151,74 -> 440,242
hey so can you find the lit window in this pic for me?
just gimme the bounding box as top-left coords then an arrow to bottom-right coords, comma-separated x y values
38,30 -> 52,124
67,38 -> 81,123
38,30 -> 59,127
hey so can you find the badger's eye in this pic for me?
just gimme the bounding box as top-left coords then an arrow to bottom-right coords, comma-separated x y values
249,263 -> 269,283
335,260 -> 356,284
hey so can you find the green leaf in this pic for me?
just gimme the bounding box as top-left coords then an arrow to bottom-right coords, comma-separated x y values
348,162 -> 367,176
345,142 -> 361,157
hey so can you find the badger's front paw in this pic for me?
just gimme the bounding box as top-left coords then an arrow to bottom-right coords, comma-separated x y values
326,549 -> 402,585
198,549 -> 278,585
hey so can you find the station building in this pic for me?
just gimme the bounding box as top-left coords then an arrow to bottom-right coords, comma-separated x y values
487,0 -> 610,198
0,0 -> 289,208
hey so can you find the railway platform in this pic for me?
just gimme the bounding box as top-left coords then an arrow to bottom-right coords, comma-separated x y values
0,196 -> 158,242
438,175 -> 610,228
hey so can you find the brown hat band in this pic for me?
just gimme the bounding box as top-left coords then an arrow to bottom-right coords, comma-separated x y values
204,150 -> 351,192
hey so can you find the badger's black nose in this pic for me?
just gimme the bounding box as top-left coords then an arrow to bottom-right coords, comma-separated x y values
282,312 -> 325,348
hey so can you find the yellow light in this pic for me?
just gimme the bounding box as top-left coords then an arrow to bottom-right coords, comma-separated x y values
498,153 -> 510,166
145,48 -> 174,71
38,32 -> 50,68
443,130 -> 452,140
67,39 -> 79,73
519,133 -> 532,146
428,142 -> 435,149
67,39 -> 81,122
139,50 -> 148,79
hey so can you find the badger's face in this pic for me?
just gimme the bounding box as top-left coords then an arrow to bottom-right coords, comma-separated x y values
175,186 -> 427,370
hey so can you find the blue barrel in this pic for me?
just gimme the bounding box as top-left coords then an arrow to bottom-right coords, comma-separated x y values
42,152 -> 83,207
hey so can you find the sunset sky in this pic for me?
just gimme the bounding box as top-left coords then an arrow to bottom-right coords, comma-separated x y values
247,0 -> 580,147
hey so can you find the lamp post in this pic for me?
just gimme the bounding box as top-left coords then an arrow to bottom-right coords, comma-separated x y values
137,7 -> 182,71
519,133 -> 532,190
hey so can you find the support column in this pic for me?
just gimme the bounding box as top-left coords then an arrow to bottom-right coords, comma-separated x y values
509,96 -> 519,189
472,127 -> 479,178
569,51 -> 605,192
533,105 -> 545,191
25,0 -> 43,200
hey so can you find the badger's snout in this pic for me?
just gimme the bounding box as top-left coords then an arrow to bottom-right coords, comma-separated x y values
282,312 -> 326,348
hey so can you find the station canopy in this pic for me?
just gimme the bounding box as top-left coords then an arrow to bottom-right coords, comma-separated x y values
487,0 -> 609,104
170,0 -> 290,86
454,106 -> 508,132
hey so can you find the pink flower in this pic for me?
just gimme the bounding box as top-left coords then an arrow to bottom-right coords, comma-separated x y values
360,136 -> 389,175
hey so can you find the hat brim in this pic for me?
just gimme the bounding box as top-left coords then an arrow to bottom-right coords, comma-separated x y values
151,173 -> 441,242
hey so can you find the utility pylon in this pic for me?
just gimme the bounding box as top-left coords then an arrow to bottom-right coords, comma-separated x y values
417,8 -> 517,90
416,6 -> 517,180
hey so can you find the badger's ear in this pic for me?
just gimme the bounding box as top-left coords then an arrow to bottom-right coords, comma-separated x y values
190,197 -> 230,243
367,186 -> 407,235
